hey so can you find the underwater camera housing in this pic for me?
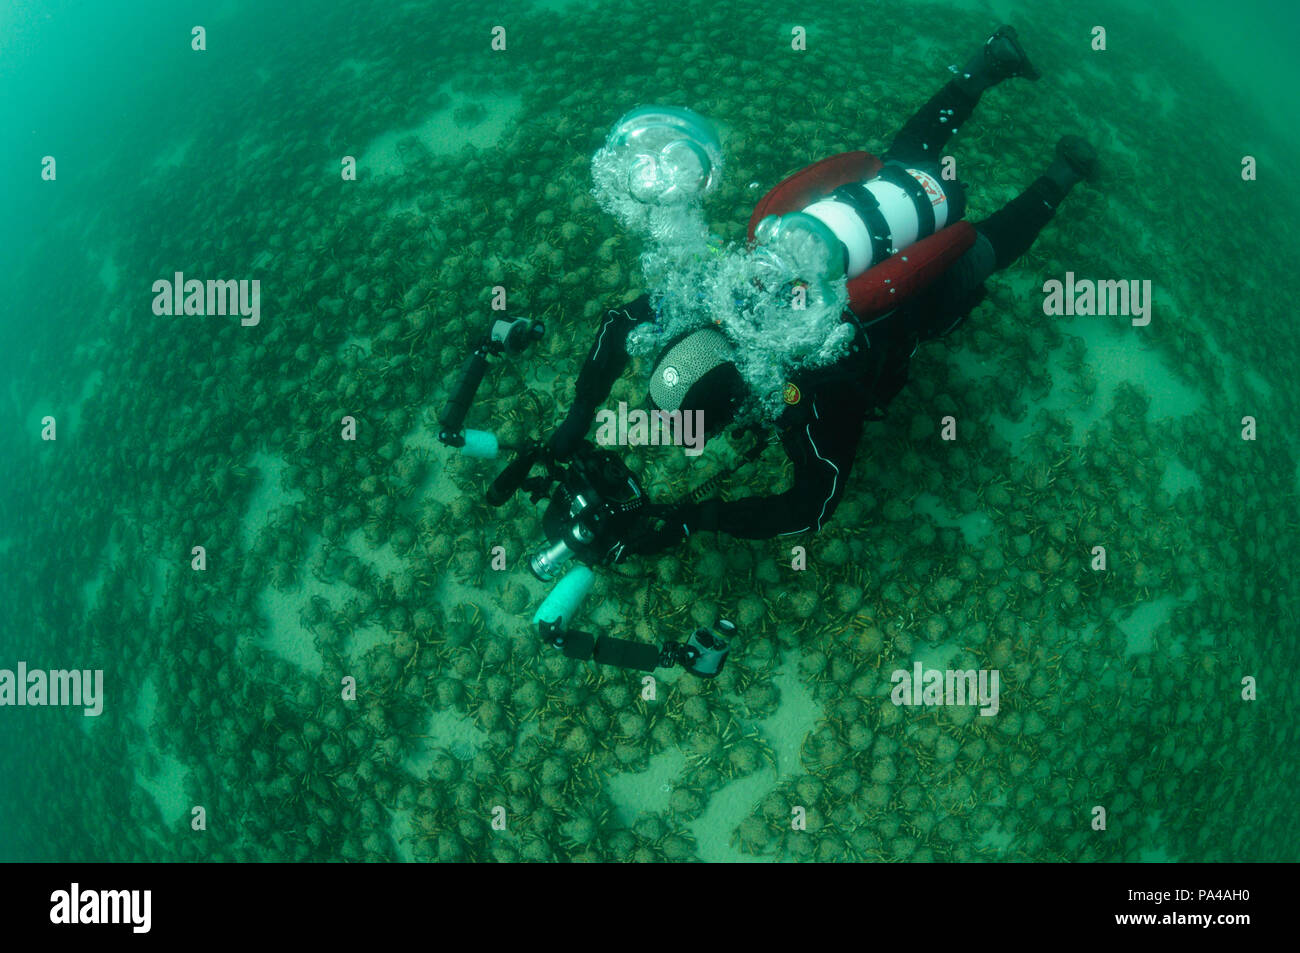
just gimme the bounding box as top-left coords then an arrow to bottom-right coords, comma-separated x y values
532,444 -> 648,579
488,440 -> 648,579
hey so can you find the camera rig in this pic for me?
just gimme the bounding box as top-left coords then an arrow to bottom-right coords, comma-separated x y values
488,438 -> 733,678
437,315 -> 733,679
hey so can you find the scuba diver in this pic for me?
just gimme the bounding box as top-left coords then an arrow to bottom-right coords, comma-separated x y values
549,25 -> 1098,559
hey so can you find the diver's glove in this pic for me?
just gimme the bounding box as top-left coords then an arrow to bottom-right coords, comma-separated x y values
621,504 -> 689,559
549,402 -> 595,461
619,499 -> 721,560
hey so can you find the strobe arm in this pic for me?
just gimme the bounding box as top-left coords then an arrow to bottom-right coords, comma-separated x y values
538,620 -> 662,671
537,618 -> 733,677
437,317 -> 545,448
438,347 -> 490,446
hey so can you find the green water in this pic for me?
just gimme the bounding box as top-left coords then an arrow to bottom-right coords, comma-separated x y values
0,0 -> 1296,862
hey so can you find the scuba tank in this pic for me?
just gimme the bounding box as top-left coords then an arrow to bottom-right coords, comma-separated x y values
799,162 -> 964,278
747,151 -> 977,321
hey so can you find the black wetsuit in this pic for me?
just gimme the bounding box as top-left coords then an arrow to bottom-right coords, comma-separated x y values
562,79 -> 1073,546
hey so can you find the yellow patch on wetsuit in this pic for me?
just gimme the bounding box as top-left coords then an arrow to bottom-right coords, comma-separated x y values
782,382 -> 801,405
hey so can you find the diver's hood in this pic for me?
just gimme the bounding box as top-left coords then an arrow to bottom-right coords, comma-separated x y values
649,327 -> 736,412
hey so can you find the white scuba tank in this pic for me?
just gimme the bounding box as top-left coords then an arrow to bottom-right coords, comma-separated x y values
799,164 -> 962,279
